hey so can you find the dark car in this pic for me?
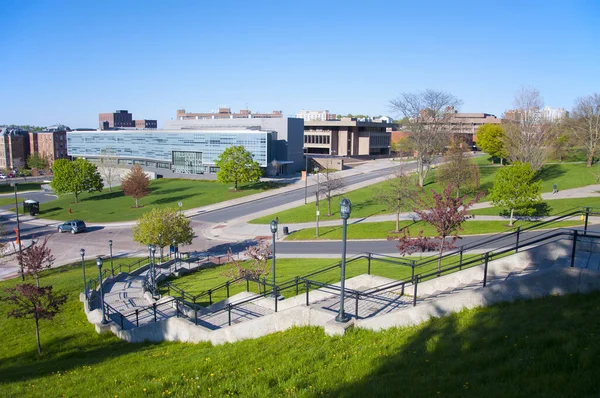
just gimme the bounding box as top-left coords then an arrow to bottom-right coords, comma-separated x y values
57,220 -> 86,234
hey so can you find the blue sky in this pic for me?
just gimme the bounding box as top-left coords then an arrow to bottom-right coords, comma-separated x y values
1,0 -> 598,127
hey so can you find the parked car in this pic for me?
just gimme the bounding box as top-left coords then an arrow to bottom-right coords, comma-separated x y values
0,174 -> 6,179
57,220 -> 86,234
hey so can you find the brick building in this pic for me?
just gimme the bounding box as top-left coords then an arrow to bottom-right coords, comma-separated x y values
99,110 -> 133,128
134,119 -> 158,129
29,125 -> 70,165
176,108 -> 283,120
0,127 -> 30,169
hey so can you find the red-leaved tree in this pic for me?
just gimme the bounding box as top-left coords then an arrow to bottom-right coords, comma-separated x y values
121,164 -> 150,208
17,236 -> 55,287
223,241 -> 272,280
5,284 -> 67,355
388,229 -> 438,258
414,185 -> 484,272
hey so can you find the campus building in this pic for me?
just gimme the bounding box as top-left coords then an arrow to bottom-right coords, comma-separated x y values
29,125 -> 70,165
295,110 -> 337,121
0,127 -> 30,169
176,108 -> 283,120
303,118 -> 392,156
99,110 -> 157,129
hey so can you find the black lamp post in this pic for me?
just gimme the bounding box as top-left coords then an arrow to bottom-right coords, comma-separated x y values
172,238 -> 177,270
150,245 -> 157,296
11,183 -> 24,281
108,239 -> 114,277
96,257 -> 107,324
158,233 -> 163,263
336,198 -> 352,323
270,219 -> 278,297
80,248 -> 87,298
148,244 -> 154,294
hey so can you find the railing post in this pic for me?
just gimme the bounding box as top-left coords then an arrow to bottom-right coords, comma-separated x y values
167,283 -> 171,296
274,287 -> 278,313
413,277 -> 418,307
483,252 -> 490,287
153,303 -> 157,322
515,227 -> 521,253
262,277 -> 267,295
246,278 -> 249,292
135,309 -> 139,327
257,280 -> 260,294
176,301 -> 179,318
208,290 -> 212,305
355,293 -> 359,318
571,230 -> 578,268
227,304 -> 232,326
226,281 -> 230,298
295,276 -> 299,296
411,261 -> 416,283
305,281 -> 310,306
400,282 -> 405,296
585,207 -> 590,233
194,299 -> 198,325
120,313 -> 124,330
459,246 -> 463,269
367,253 -> 371,275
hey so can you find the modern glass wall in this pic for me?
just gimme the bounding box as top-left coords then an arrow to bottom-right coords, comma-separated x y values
67,130 -> 271,172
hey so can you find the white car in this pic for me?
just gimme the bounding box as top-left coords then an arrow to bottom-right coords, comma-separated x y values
0,175 -> 6,179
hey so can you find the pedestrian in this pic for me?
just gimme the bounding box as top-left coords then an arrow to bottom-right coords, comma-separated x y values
553,184 -> 558,194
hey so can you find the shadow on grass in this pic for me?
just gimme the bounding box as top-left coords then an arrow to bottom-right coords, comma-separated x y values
535,164 -> 566,181
39,207 -> 63,215
82,191 -> 124,201
149,186 -> 191,196
151,193 -> 196,205
203,239 -> 262,256
238,181 -> 286,191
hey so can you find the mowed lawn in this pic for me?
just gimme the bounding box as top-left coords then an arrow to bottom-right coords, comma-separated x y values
251,162 -> 599,224
33,179 -> 284,222
1,258 -> 600,397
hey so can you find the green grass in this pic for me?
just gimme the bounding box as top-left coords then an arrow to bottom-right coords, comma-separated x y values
471,197 -> 600,217
1,257 -> 600,397
285,219 -> 584,241
251,162 -> 599,225
29,179 -> 285,222
0,182 -> 44,194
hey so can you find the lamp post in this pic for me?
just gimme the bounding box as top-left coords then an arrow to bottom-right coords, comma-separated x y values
270,219 -> 278,297
172,238 -> 177,270
97,257 -> 107,324
158,233 -> 163,263
11,183 -> 24,281
314,167 -> 320,238
336,198 -> 352,323
108,239 -> 114,277
150,245 -> 157,297
80,248 -> 87,298
148,244 -> 155,294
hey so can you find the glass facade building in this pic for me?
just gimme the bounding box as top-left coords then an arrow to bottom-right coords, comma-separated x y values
67,129 -> 273,174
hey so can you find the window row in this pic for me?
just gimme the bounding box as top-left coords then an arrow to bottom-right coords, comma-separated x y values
304,135 -> 331,145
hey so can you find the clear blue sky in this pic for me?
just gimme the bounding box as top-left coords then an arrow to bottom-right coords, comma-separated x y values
1,0 -> 598,128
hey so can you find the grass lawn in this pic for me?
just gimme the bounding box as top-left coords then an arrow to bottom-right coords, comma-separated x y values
285,219 -> 584,241
1,258 -> 600,397
30,179 -> 284,222
0,182 -> 44,194
471,197 -> 600,217
251,162 -> 599,225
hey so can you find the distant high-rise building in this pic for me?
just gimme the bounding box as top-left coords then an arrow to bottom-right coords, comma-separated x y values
176,108 -> 283,120
99,110 -> 133,128
296,110 -> 337,122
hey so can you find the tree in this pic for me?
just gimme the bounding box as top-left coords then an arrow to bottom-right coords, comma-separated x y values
436,143 -> 479,197
388,229 -> 437,258
5,284 -> 67,355
215,146 -> 262,190
413,185 -> 483,272
488,162 -> 543,226
376,165 -> 417,232
27,153 -> 49,171
223,241 -> 272,280
17,236 -> 55,287
98,147 -> 120,192
132,208 -> 194,254
389,89 -> 463,187
50,158 -> 103,203
502,87 -> 552,172
475,124 -> 507,164
319,169 -> 345,216
570,93 -> 600,167
121,164 -> 150,208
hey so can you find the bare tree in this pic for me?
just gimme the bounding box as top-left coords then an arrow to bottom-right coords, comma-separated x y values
319,169 -> 345,216
17,236 -> 55,287
436,141 -> 479,197
98,147 -> 120,192
502,87 -> 552,172
376,164 -> 417,232
389,89 -> 463,186
570,94 -> 600,167
122,164 -> 150,207
223,242 -> 272,280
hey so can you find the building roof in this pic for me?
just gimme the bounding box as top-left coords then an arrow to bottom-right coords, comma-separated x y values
304,118 -> 393,127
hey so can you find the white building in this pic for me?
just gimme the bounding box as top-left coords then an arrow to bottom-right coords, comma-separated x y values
540,107 -> 568,122
295,110 -> 337,121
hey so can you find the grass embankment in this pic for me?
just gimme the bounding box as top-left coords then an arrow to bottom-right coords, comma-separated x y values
250,162 -> 598,225
32,179 -> 284,222
471,197 -> 600,217
285,219 -> 585,241
1,258 -> 599,396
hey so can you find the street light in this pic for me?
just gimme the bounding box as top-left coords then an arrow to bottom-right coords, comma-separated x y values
270,219 -> 278,298
11,182 -> 24,281
336,198 -> 352,323
108,239 -> 114,277
80,248 -> 87,298
96,257 -> 107,324
150,245 -> 157,297
158,233 -> 163,264
304,156 -> 310,204
172,238 -> 178,271
314,167 -> 320,237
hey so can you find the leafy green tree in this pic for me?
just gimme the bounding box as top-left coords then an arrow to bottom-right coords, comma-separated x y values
132,207 -> 194,254
26,153 -> 48,170
475,124 -> 507,164
215,146 -> 262,190
488,162 -> 543,226
50,158 -> 103,203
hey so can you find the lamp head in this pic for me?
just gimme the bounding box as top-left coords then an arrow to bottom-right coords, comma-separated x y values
270,219 -> 278,234
108,239 -> 113,246
340,198 -> 352,220
80,248 -> 85,257
96,257 -> 103,268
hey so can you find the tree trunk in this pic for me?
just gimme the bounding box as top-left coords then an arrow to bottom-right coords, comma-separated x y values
34,313 -> 42,355
235,179 -> 238,190
74,191 -> 79,203
509,208 -> 514,226
135,198 -> 139,208
417,159 -> 425,187
437,238 -> 445,273
500,158 -> 504,166
327,196 -> 332,216
587,153 -> 594,168
395,210 -> 400,233
35,275 -> 40,288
